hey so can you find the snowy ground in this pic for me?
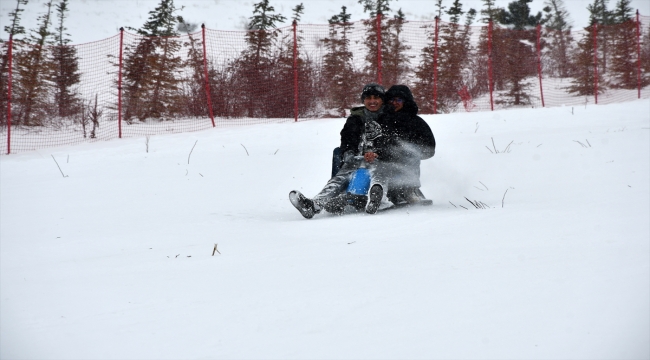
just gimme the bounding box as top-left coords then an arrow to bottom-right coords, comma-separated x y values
1,100 -> 649,359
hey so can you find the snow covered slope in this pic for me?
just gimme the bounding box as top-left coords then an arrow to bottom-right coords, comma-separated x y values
1,100 -> 649,359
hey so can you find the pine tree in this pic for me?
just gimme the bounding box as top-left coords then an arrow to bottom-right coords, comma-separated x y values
178,20 -> 208,117
642,23 -> 650,86
587,0 -> 613,72
122,0 -> 185,121
541,0 -> 574,77
566,24 -> 604,96
230,0 -> 286,117
493,0 -> 541,106
434,0 -> 477,112
608,0 -> 637,88
358,0 -> 393,84
50,0 -> 81,117
14,0 -> 55,125
321,6 -> 356,113
382,9 -> 413,86
0,0 -> 29,125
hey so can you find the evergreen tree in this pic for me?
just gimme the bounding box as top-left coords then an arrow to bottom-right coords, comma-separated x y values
50,0 -> 81,117
642,23 -> 650,86
566,24 -> 605,96
608,0 -> 637,88
179,20 -> 209,117
321,6 -> 356,113
434,0 -> 478,112
382,9 -> 413,86
493,0 -> 541,106
541,0 -> 574,77
14,0 -> 55,125
0,0 -> 29,125
358,0 -> 393,84
230,0 -> 286,117
498,0 -> 543,30
122,0 -> 185,121
587,0 -> 613,72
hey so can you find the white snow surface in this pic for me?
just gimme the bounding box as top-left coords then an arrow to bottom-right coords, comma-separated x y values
1,100 -> 649,359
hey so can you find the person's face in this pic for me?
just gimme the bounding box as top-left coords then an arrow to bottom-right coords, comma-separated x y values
363,95 -> 383,112
390,97 -> 404,112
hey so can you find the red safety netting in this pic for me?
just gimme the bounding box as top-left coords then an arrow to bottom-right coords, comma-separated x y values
1,13 -> 649,154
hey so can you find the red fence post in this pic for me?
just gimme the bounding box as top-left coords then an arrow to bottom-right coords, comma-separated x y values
118,28 -> 124,138
488,21 -> 494,111
433,17 -> 440,114
201,24 -> 216,127
292,20 -> 299,122
593,23 -> 599,104
376,12 -> 383,85
637,10 -> 642,99
536,24 -> 545,107
6,34 -> 12,155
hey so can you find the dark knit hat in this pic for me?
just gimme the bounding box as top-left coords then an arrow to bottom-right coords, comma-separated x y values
360,83 -> 386,102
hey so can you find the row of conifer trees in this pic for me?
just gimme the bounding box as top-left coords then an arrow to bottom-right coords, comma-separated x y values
0,0 -> 649,127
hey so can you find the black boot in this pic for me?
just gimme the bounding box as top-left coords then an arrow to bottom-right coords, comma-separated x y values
365,184 -> 383,214
289,191 -> 320,219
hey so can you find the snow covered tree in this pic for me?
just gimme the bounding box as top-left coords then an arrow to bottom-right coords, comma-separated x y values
608,0 -> 638,88
13,0 -> 55,125
382,9 -> 413,86
321,6 -> 357,113
541,0 -> 574,78
50,0 -> 80,117
230,0 -> 287,117
436,1 -> 477,112
566,24 -> 605,96
0,0 -> 29,126
587,0 -> 613,72
493,0 -> 542,106
122,0 -> 185,122
358,0 -> 393,84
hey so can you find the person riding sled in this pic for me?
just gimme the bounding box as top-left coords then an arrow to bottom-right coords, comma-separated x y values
288,84 -> 436,219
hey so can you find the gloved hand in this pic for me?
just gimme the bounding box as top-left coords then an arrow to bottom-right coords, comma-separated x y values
364,152 -> 378,163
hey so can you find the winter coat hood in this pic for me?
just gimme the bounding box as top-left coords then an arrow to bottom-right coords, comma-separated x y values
385,85 -> 419,115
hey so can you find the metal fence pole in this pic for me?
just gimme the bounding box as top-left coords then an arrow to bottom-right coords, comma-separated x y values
433,16 -> 440,114
537,24 -> 545,107
488,21 -> 494,111
118,28 -> 124,138
293,20 -> 299,122
637,10 -> 642,99
593,23 -> 599,104
202,24 -> 216,127
6,34 -> 12,154
376,12 -> 383,85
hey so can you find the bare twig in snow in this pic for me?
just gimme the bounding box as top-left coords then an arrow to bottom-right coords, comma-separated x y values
449,201 -> 457,208
479,181 -> 488,190
146,136 -> 150,153
502,188 -> 509,208
51,155 -> 68,177
573,140 -> 587,148
492,137 -> 498,153
212,243 -> 221,256
241,144 -> 249,156
475,122 -> 479,133
485,146 -> 494,154
586,139 -> 591,147
188,140 -> 198,164
503,141 -> 514,153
